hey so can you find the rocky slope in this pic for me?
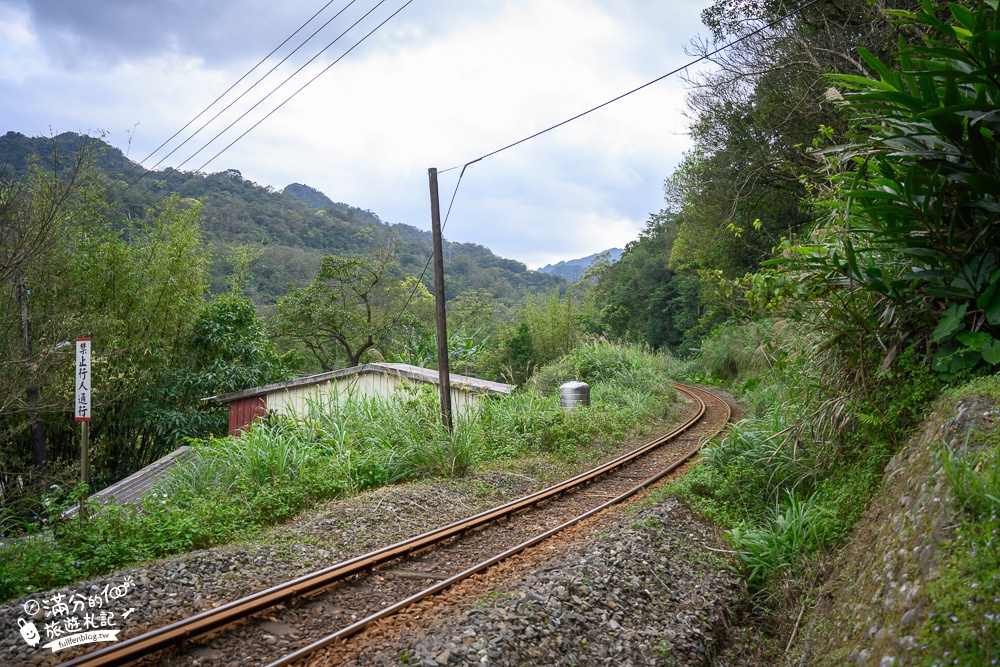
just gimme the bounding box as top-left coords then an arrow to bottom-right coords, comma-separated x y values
792,383 -> 999,666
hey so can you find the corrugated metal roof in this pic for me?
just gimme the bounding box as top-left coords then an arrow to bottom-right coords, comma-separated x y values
63,446 -> 193,518
203,363 -> 513,405
376,363 -> 513,396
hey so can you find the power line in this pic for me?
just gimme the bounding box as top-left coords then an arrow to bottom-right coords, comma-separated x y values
167,0 -> 401,176
137,0 -> 364,177
129,0 -> 415,207
441,159 -> 479,233
440,0 -> 824,173
361,0 -> 825,360
110,0 -> 349,196
188,0 -> 416,176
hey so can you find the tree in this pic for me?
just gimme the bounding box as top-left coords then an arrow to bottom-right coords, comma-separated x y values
272,247 -> 422,369
0,138 -> 99,467
140,293 -> 299,446
495,288 -> 580,386
665,0 -> 918,289
585,0 -> 924,353
775,0 -> 1000,379
503,322 -> 537,387
0,160 -> 209,481
521,290 -> 579,368
448,289 -> 506,339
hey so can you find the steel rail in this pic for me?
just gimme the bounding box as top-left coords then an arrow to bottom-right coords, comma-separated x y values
267,384 -> 730,667
60,384 -> 716,667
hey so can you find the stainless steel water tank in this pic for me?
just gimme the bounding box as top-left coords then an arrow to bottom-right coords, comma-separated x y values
559,381 -> 590,408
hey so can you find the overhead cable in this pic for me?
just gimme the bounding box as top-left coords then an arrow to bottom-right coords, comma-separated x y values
113,0 -> 348,194
172,0 -> 401,175
138,0 -> 364,177
131,0 -> 415,206
440,0 -> 824,173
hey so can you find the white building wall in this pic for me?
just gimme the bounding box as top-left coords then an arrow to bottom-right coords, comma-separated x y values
265,371 -> 483,418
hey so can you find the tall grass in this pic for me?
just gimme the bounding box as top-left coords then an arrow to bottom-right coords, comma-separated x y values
698,320 -> 776,382
0,341 -> 681,603
941,435 -> 1000,517
168,385 -> 564,503
167,386 -> 467,499
701,409 -> 820,505
729,491 -> 835,588
670,318 -> 927,590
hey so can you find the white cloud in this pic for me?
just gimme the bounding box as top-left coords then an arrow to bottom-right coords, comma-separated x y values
0,0 -> 711,268
0,4 -> 40,83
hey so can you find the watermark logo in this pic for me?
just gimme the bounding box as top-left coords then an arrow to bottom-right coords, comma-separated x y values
14,576 -> 136,653
17,618 -> 40,647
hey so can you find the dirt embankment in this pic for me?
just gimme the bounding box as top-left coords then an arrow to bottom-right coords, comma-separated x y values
792,389 -> 998,666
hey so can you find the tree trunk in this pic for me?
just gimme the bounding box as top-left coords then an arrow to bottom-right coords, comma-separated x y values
16,276 -> 45,469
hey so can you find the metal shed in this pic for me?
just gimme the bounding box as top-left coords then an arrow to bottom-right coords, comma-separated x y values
63,446 -> 194,517
204,362 -> 512,436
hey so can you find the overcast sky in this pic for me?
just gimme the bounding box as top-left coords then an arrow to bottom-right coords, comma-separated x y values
1,0 -> 711,269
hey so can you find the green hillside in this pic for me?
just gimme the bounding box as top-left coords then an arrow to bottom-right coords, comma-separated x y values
0,131 -> 565,305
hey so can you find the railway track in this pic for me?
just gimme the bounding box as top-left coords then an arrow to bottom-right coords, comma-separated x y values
60,383 -> 732,667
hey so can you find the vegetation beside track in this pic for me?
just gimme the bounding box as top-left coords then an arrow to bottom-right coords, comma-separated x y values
670,320 -> 939,585
5,1 -> 999,661
627,2 -> 1000,661
0,341 -> 682,603
662,321 -> 999,663
920,380 -> 1000,664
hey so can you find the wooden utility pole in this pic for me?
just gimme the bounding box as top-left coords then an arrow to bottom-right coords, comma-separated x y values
428,168 -> 453,431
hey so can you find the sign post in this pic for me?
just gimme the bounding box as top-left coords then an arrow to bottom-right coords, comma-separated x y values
75,339 -> 91,498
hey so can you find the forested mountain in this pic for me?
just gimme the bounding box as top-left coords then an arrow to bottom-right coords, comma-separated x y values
537,248 -> 623,282
0,129 -> 570,494
0,130 -> 135,182
0,131 -> 565,305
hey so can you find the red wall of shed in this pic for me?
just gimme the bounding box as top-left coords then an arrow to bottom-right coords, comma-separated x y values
228,395 -> 267,436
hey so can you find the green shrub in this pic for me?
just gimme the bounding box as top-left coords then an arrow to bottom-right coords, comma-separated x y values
533,339 -> 677,397
533,355 -> 578,395
699,321 -> 774,382
729,491 -> 836,588
671,318 -> 912,592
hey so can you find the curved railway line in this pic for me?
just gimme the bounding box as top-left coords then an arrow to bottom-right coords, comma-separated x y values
60,383 -> 733,667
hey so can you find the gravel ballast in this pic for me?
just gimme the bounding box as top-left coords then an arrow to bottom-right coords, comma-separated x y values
2,400 -> 751,666
327,496 -> 743,667
0,482 -> 505,666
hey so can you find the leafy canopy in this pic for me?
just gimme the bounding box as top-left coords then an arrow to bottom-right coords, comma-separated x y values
773,0 -> 1000,379
273,246 -> 430,369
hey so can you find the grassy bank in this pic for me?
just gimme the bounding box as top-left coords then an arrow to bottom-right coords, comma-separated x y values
915,377 -> 1000,665
667,321 -> 938,583
665,320 -> 998,662
0,341 -> 680,603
